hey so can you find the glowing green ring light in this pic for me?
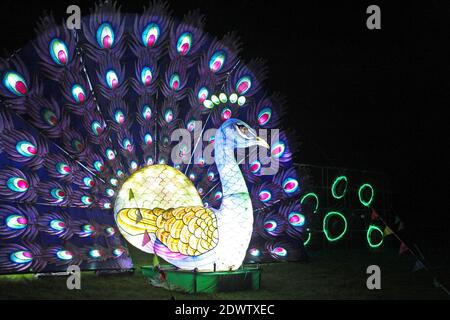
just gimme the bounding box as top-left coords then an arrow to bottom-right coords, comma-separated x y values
366,225 -> 384,248
331,175 -> 348,199
300,192 -> 319,213
323,211 -> 347,242
303,231 -> 312,246
358,183 -> 374,207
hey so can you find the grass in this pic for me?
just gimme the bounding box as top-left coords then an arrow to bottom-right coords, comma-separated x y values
0,247 -> 448,299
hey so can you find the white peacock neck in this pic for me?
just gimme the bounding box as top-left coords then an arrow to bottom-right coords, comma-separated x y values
212,125 -> 254,271
214,126 -> 251,207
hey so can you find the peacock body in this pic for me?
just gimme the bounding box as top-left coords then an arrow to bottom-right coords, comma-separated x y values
115,119 -> 268,271
0,1 -> 307,274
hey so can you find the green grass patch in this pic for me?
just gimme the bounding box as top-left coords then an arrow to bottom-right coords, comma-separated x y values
0,247 -> 447,299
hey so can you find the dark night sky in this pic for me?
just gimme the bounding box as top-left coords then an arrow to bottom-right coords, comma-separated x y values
0,1 -> 449,244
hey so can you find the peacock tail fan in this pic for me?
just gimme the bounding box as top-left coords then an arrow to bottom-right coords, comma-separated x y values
0,0 -> 308,274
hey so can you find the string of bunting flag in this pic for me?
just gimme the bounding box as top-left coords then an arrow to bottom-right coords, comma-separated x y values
370,207 -> 450,297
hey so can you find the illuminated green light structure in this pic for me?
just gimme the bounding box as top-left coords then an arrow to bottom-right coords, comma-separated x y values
358,183 -> 374,207
301,177 -> 381,248
303,229 -> 312,246
299,193 -> 317,246
359,183 -> 383,248
300,192 -> 319,213
331,175 -> 348,199
323,211 -> 348,242
366,225 -> 384,248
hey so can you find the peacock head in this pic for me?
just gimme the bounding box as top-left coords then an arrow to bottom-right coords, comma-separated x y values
220,118 -> 269,149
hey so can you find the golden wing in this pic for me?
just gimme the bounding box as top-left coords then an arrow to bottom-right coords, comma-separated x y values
116,206 -> 219,256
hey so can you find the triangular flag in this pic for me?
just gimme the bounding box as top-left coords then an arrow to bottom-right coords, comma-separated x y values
371,209 -> 379,221
384,226 -> 394,236
152,254 -> 160,268
135,208 -> 143,224
128,188 -> 135,200
399,242 -> 408,254
142,229 -> 151,246
398,222 -> 405,231
394,215 -> 401,224
412,260 -> 425,272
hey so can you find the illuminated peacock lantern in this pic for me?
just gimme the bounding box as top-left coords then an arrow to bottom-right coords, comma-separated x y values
0,1 -> 307,274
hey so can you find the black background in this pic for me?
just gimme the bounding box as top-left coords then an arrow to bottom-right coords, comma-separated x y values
0,0 -> 448,251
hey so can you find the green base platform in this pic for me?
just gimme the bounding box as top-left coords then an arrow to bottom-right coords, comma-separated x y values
141,265 -> 261,293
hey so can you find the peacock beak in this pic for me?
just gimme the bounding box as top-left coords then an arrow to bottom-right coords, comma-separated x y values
256,137 -> 270,149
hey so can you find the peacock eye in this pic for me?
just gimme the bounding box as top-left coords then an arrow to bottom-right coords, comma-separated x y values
81,195 -> 93,206
106,70 -> 119,89
16,141 -> 37,157
84,177 -> 95,188
94,160 -> 104,172
56,162 -> 71,175
236,76 -> 252,95
50,219 -> 66,231
97,23 -> 115,49
49,39 -> 69,65
236,124 -> 251,138
41,109 -> 58,126
197,87 -> 209,103
3,71 -> 28,96
142,23 -> 160,48
209,51 -> 226,73
10,251 -> 33,264
114,110 -> 125,124
142,105 -> 152,120
71,84 -> 86,104
6,214 -> 28,230
106,148 -> 116,160
116,169 -> 124,178
249,248 -> 260,257
113,248 -> 124,257
249,160 -> 262,174
89,249 -> 102,258
144,133 -> 153,145
288,212 -> 305,227
122,138 -> 132,151
164,109 -> 173,123
177,32 -> 192,55
105,188 -> 115,197
186,120 -> 195,132
7,177 -> 29,193
272,247 -> 287,257
141,67 -> 153,86
56,250 -> 73,260
258,108 -> 272,126
130,161 -> 138,170
264,220 -> 277,233
169,74 -> 180,91
71,139 -> 83,152
51,188 -> 66,201
91,121 -> 103,136
221,108 -> 232,121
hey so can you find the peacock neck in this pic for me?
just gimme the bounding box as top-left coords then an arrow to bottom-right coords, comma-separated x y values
212,126 -> 253,271
214,128 -> 250,201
